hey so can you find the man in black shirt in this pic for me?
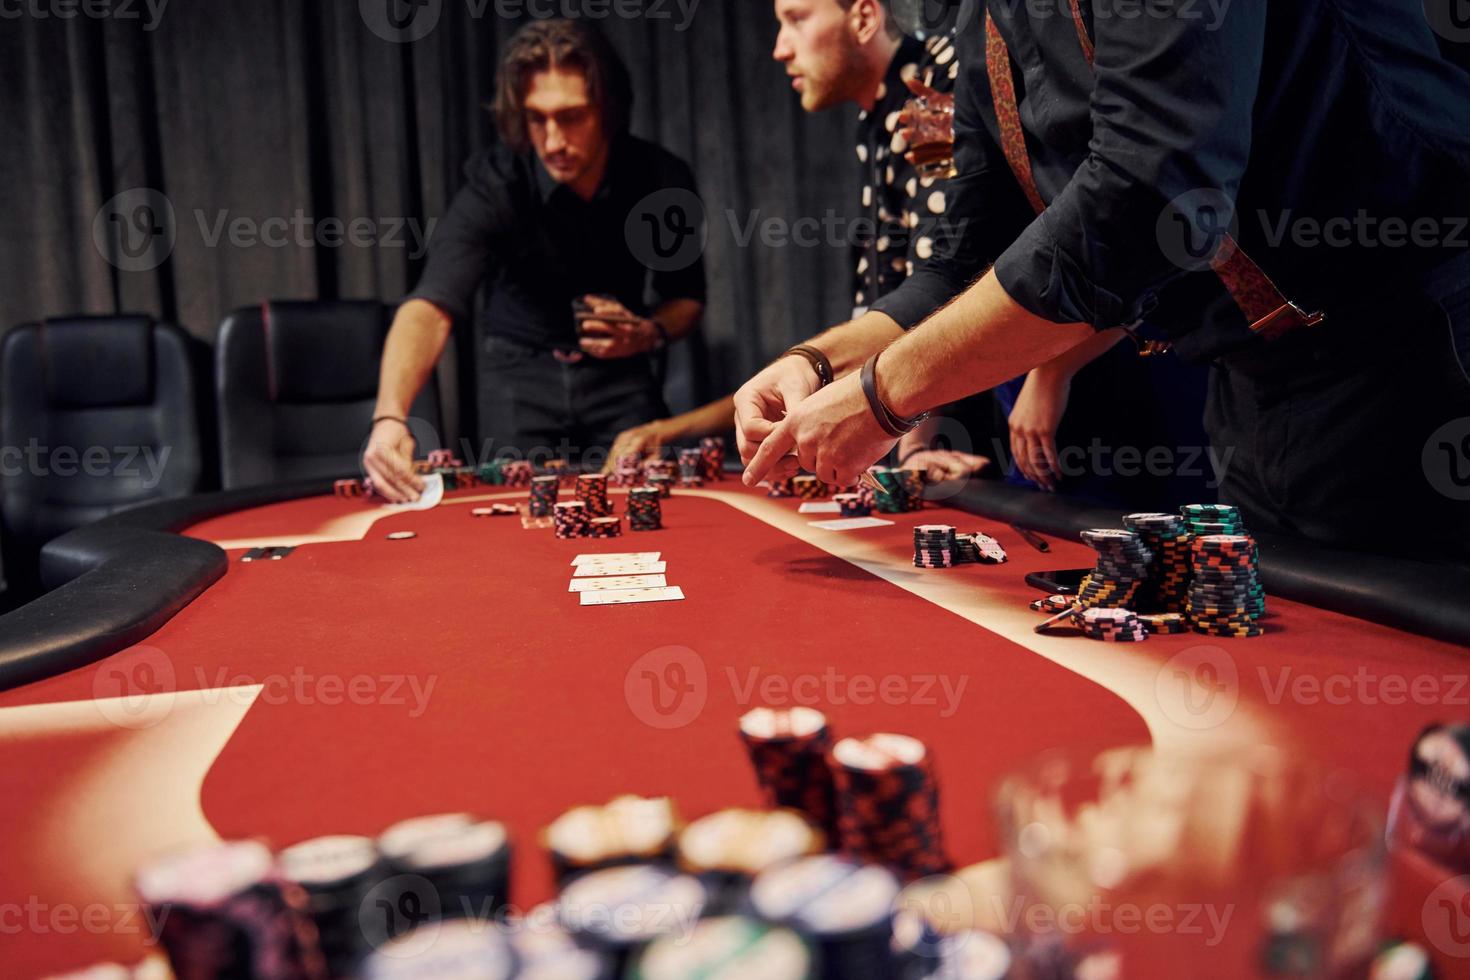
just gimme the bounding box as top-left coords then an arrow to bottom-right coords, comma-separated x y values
738,2 -> 1470,560
365,20 -> 705,502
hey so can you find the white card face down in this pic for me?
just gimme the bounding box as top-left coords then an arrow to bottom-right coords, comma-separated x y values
808,517 -> 895,531
384,473 -> 444,511
568,574 -> 668,592
579,586 -> 686,606
571,552 -> 660,566
573,560 -> 667,577
798,501 -> 842,514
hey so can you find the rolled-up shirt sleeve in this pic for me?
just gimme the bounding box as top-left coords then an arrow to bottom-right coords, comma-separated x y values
992,10 -> 1267,328
403,165 -> 508,322
870,38 -> 1036,330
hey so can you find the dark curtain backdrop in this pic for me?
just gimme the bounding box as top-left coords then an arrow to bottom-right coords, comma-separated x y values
0,0 -> 861,427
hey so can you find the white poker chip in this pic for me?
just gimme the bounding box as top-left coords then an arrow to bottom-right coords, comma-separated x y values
386,531 -> 417,540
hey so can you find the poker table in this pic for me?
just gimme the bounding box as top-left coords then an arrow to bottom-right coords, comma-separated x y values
2,474 -> 1468,977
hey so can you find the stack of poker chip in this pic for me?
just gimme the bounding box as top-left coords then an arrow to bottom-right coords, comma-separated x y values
834,492 -> 871,518
477,459 -> 506,485
333,478 -> 364,499
453,465 -> 479,488
1076,528 -> 1154,610
913,525 -> 957,568
502,460 -> 533,487
738,706 -> 840,842
529,474 -> 560,517
575,473 -> 614,516
830,733 -> 951,880
1188,534 -> 1266,637
376,813 -> 513,928
633,916 -> 815,980
507,903 -> 616,979
588,516 -> 623,538
133,840 -> 327,980
1074,607 -> 1149,642
677,447 -> 705,487
871,466 -> 926,513
766,475 -> 797,498
541,458 -> 571,486
643,457 -> 675,483
627,486 -> 663,531
793,474 -> 827,500
557,864 -> 709,978
542,795 -> 681,885
278,834 -> 387,976
426,448 -> 461,469
699,435 -> 726,481
1139,611 -> 1189,635
1122,512 -> 1194,611
553,500 -> 590,539
674,808 -> 824,914
647,473 -> 674,499
748,855 -> 901,980
954,531 -> 1008,565
362,918 -> 515,980
433,466 -> 460,490
612,452 -> 644,487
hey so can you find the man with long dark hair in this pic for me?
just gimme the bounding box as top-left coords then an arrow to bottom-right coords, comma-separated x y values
365,19 -> 705,501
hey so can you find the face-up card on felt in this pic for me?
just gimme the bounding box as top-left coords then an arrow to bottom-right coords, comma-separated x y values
579,586 -> 685,606
798,502 -> 842,514
568,574 -> 668,592
572,552 -> 660,565
808,516 -> 895,531
573,560 -> 667,577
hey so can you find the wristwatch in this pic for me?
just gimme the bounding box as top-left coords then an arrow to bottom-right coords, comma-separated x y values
861,352 -> 930,437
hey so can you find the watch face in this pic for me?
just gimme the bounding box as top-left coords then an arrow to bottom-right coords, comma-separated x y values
1409,725 -> 1470,829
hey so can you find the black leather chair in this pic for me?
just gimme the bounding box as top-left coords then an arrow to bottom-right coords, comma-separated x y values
0,314 -> 205,600
216,300 -> 443,488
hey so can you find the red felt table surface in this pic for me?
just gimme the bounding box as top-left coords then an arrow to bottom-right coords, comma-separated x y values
0,482 -> 1464,977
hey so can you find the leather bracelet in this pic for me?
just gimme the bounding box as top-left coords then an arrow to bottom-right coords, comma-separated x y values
860,352 -> 930,437
783,344 -> 834,388
371,415 -> 409,432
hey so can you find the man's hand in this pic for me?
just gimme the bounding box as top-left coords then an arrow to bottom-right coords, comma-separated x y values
578,295 -> 657,359
603,419 -> 672,472
901,449 -> 991,483
362,418 -> 424,503
733,355 -> 823,484
1008,366 -> 1073,492
743,371 -> 898,488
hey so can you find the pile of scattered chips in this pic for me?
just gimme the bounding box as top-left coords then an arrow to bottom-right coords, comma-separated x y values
1189,533 -> 1266,637
793,475 -> 828,500
767,476 -> 796,498
553,500 -> 590,539
628,486 -> 663,531
955,532 -> 1008,565
471,504 -> 518,518
529,474 -> 560,517
1123,512 -> 1193,611
1030,594 -> 1075,613
588,516 -> 623,538
611,453 -> 643,487
1076,528 -> 1153,610
426,449 -> 460,469
575,473 -> 613,517
677,448 -> 704,487
834,492 -> 871,518
913,525 -> 957,568
831,733 -> 950,880
699,436 -> 726,481
502,460 -> 533,487
1074,607 -> 1148,642
870,466 -> 926,513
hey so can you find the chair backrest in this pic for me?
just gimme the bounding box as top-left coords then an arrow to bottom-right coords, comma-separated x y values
216,300 -> 442,488
0,314 -> 204,547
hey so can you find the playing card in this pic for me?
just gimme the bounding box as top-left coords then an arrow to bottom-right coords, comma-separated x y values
385,473 -> 443,512
798,502 -> 842,514
808,517 -> 895,531
572,552 -> 660,565
579,586 -> 685,606
573,560 -> 667,577
568,574 -> 668,592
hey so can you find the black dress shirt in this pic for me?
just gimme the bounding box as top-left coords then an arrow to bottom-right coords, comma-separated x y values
872,1 -> 1470,361
407,133 -> 707,351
